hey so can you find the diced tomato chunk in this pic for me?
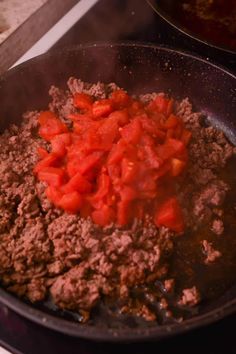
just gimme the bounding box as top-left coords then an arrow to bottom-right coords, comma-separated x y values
38,167 -> 65,187
88,173 -> 110,209
37,147 -> 48,159
154,197 -> 184,233
92,99 -> 113,118
97,116 -> 119,147
51,133 -> 71,156
166,128 -> 175,139
38,111 -> 57,125
68,113 -> 92,122
120,186 -> 137,201
73,93 -> 93,111
128,100 -> 145,116
58,191 -> 82,213
92,204 -> 115,226
163,114 -> 180,129
46,186 -> 63,206
110,90 -> 130,109
117,200 -> 131,226
140,117 -> 166,141
107,140 -> 126,164
34,153 -> 59,173
109,110 -> 129,126
171,158 -> 186,177
157,138 -> 185,160
62,172 -> 92,194
120,118 -> 142,144
142,144 -> 162,169
38,111 -> 68,141
154,161 -> 171,179
154,96 -> 173,116
77,152 -> 103,175
72,117 -> 98,135
181,129 -> 192,146
121,158 -> 138,184
67,158 -> 81,178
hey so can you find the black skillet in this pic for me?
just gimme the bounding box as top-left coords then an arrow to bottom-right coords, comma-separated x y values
147,0 -> 236,55
0,43 -> 235,342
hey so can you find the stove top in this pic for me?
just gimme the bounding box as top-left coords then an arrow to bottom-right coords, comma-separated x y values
2,0 -> 236,353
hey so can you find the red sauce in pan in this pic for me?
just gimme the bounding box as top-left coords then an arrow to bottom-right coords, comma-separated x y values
176,0 -> 236,51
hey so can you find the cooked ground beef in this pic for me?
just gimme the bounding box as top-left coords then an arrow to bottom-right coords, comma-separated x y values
211,219 -> 224,236
202,240 -> 222,264
0,78 -> 235,323
178,286 -> 200,307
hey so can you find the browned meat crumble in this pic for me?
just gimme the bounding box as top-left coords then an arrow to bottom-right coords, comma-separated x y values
202,240 -> 222,264
0,78 -> 235,323
178,286 -> 200,307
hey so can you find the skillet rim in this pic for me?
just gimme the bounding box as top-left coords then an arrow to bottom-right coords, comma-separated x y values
146,0 -> 236,56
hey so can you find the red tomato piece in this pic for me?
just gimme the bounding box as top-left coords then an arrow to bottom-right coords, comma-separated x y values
154,161 -> 171,179
72,117 -> 100,135
92,99 -> 113,118
154,197 -> 184,233
51,133 -> 71,156
107,164 -> 121,184
163,114 -> 180,129
77,151 -> 103,175
108,110 -> 130,126
94,173 -> 110,200
80,201 -> 92,218
46,186 -> 63,206
37,147 -> 48,159
67,158 -> 82,178
88,173 -> 110,209
107,140 -> 127,164
181,129 -> 192,146
128,100 -> 145,115
170,158 -> 186,177
58,191 -> 82,213
62,172 -> 92,194
73,92 -> 93,111
67,142 -> 87,161
156,138 -> 185,160
121,158 -> 138,184
166,128 -> 175,139
142,144 -> 162,169
34,153 -> 59,173
38,111 -> 57,125
97,116 -> 119,147
68,113 -> 92,121
166,99 -> 174,116
117,200 -> 131,226
92,204 -> 115,226
174,124 -> 183,139
110,90 -> 130,109
120,186 -> 137,201
38,111 -> 68,141
38,167 -> 65,187
136,175 -> 157,199
140,117 -> 166,141
120,118 -> 142,144
154,96 -> 173,116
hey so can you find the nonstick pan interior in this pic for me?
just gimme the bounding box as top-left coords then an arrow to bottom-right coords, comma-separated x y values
0,43 -> 236,341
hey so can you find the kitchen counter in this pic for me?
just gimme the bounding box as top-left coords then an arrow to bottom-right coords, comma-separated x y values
0,0 -> 47,44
